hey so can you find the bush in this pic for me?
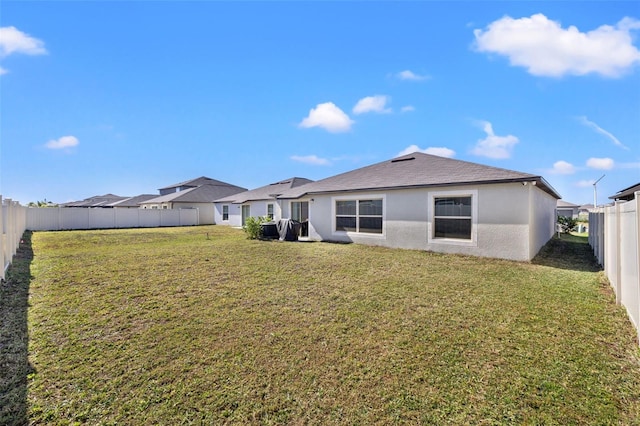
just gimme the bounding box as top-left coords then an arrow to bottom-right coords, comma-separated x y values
557,215 -> 577,234
243,216 -> 270,240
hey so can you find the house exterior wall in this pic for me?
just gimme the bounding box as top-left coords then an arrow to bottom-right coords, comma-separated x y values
529,184 -> 558,259
214,200 -> 281,226
302,182 -> 547,261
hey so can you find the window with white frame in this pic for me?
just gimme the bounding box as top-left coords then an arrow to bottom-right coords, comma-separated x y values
222,205 -> 229,221
433,196 -> 471,239
267,203 -> 274,220
335,198 -> 383,234
427,189 -> 479,247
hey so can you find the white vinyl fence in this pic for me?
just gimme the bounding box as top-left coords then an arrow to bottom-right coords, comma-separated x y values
1,197 -> 28,281
590,192 -> 640,342
26,207 -> 200,231
1,196 -> 202,280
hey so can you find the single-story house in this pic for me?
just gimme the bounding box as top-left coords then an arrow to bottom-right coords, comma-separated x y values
214,177 -> 313,227
61,194 -> 129,208
274,152 -> 560,261
609,182 -> 640,202
556,200 -> 580,219
109,194 -> 158,208
140,177 -> 247,224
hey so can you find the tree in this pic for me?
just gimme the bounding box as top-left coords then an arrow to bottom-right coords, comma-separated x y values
27,199 -> 58,208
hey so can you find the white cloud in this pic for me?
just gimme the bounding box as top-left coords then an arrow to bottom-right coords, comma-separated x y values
471,121 -> 519,159
0,66 -> 7,75
45,135 -> 79,150
290,155 -> 330,166
396,70 -> 430,81
576,179 -> 595,188
586,157 -> 614,170
473,14 -> 640,77
397,145 -> 455,158
0,26 -> 47,57
577,116 -> 628,149
400,105 -> 415,113
298,102 -> 354,133
551,160 -> 576,175
353,95 -> 392,115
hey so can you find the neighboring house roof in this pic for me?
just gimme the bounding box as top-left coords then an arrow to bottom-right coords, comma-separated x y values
108,194 -> 158,207
278,153 -> 561,199
579,204 -> 594,211
609,182 -> 640,201
557,200 -> 580,208
215,177 -> 314,204
141,183 -> 247,204
62,194 -> 128,207
158,176 -> 235,192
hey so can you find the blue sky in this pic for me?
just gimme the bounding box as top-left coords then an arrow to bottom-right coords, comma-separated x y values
1,1 -> 639,205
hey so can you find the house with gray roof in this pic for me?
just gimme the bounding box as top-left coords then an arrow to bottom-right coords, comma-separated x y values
609,182 -> 640,202
214,177 -> 313,227
109,194 -> 158,208
556,200 -> 580,219
275,152 -> 560,261
140,177 -> 247,224
61,194 -> 129,208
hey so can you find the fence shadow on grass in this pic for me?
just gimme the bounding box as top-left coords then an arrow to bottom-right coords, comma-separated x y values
531,233 -> 602,273
0,231 -> 35,426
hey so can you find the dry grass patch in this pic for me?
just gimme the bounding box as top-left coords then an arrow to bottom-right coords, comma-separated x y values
2,226 -> 639,424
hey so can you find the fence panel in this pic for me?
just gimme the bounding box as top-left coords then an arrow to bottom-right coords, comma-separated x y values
25,207 -> 200,231
591,193 -> 640,343
619,199 -> 639,332
1,197 -> 28,281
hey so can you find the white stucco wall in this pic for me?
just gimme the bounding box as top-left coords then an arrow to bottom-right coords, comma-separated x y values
528,184 -> 558,259
214,200 -> 281,227
302,182 -> 551,261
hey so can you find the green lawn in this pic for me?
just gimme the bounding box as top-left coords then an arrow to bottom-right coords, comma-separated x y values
2,226 -> 639,424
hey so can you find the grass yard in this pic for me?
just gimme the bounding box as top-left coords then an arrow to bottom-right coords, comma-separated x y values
2,226 -> 640,424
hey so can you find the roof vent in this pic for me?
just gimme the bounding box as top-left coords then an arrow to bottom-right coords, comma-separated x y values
391,156 -> 415,163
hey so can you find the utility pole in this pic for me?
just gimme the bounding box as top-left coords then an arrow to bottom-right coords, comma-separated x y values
593,174 -> 605,209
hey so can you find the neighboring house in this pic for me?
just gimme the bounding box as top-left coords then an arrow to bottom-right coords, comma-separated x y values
556,200 -> 580,219
139,177 -> 247,224
609,182 -> 640,202
61,194 -> 129,208
109,194 -> 158,208
275,152 -> 560,261
215,177 -> 313,227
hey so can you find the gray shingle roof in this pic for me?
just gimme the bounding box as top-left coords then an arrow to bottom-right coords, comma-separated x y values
556,200 -> 579,208
609,182 -> 640,201
62,194 -> 128,207
142,183 -> 247,204
158,176 -> 235,192
215,177 -> 313,204
278,152 -> 560,199
108,194 -> 158,207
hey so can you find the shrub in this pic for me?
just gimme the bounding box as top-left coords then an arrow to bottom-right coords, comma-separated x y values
557,215 -> 577,234
243,216 -> 270,240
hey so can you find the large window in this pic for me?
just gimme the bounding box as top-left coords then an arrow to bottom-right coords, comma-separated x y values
335,199 -> 383,234
434,196 -> 472,239
222,205 -> 229,221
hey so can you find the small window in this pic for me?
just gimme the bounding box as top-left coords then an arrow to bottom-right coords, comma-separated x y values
267,203 -> 274,220
222,205 -> 229,221
434,196 -> 472,239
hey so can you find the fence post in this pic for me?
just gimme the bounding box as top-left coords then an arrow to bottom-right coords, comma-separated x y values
615,202 -> 622,304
